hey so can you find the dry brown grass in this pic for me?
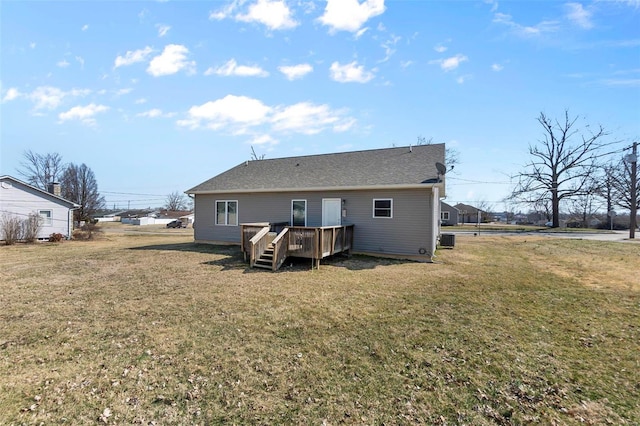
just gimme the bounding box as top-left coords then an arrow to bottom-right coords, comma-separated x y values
1,230 -> 638,424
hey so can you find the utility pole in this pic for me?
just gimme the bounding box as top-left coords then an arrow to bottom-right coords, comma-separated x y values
629,142 -> 637,239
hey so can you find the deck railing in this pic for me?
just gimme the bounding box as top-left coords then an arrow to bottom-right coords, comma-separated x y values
271,228 -> 290,271
288,225 -> 354,269
248,226 -> 270,268
241,223 -> 269,261
241,223 -> 354,270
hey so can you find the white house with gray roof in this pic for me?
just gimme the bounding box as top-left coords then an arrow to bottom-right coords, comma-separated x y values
1,175 -> 79,240
186,144 -> 446,264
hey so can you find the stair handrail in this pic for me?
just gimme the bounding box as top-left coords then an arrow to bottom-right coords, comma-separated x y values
271,227 -> 290,271
249,226 -> 270,268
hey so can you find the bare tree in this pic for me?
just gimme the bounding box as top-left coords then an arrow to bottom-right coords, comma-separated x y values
417,136 -> 459,170
609,155 -> 640,212
60,163 -> 105,222
510,110 -> 610,228
250,146 -> 265,161
18,150 -> 66,189
165,191 -> 187,211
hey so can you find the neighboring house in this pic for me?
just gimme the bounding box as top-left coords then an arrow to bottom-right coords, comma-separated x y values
0,175 -> 79,240
440,202 -> 460,226
454,203 -> 486,224
186,144 -> 446,264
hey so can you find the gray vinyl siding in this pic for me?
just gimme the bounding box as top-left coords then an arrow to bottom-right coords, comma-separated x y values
0,178 -> 75,239
194,188 -> 437,256
440,202 -> 459,226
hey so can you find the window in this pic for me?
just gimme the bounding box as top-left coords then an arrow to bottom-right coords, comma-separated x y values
215,200 -> 238,226
291,200 -> 307,226
441,211 -> 450,221
373,199 -> 393,218
39,210 -> 52,226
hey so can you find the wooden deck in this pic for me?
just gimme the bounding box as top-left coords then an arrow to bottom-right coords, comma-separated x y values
241,223 -> 354,271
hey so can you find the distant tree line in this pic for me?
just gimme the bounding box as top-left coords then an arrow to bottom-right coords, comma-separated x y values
508,109 -> 638,232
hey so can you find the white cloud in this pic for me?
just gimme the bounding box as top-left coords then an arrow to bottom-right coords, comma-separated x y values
236,0 -> 298,30
209,0 -> 241,20
114,46 -> 154,68
57,59 -> 70,68
434,44 -> 447,53
82,24 -> 89,31
178,95 -> 272,130
400,60 -> 413,69
76,56 -> 85,69
137,108 -> 163,118
29,86 -> 67,110
157,24 -> 171,37
318,0 -> 385,33
355,27 -> 369,39
29,42 -> 36,49
278,63 -> 313,80
2,88 -> 21,102
379,34 -> 400,63
493,12 -> 560,37
205,59 -> 269,77
566,3 -> 593,29
23,86 -> 91,111
429,54 -> 468,72
329,61 -> 375,83
147,44 -> 195,77
115,88 -> 133,96
134,98 -> 147,104
58,103 -> 109,125
178,95 -> 356,136
484,0 -> 498,12
491,63 -> 504,71
271,102 -> 341,134
250,134 -> 279,146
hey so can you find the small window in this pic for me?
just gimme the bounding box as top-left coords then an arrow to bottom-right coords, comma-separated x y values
39,210 -> 52,226
441,211 -> 450,221
215,200 -> 238,226
373,199 -> 393,218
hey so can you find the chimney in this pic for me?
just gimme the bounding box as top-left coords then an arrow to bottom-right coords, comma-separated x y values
48,182 -> 61,197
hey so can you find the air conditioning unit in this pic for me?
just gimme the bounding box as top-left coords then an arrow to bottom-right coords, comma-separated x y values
440,233 -> 455,248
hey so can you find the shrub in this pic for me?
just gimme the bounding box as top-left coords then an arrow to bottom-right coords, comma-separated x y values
73,222 -> 103,241
23,212 -> 42,243
1,213 -> 23,245
48,233 -> 64,242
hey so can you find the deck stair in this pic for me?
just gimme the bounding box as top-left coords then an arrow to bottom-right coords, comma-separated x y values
253,243 -> 275,269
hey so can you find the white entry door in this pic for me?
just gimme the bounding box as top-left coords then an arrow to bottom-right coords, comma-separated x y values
322,198 -> 342,226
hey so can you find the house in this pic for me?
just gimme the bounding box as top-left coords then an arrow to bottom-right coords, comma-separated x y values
454,203 -> 486,224
440,202 -> 460,226
186,144 -> 446,267
0,175 -> 79,240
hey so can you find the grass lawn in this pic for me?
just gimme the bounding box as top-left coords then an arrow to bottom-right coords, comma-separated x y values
1,230 -> 638,424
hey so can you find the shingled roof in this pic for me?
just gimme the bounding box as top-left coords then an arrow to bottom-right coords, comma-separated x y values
186,144 -> 446,194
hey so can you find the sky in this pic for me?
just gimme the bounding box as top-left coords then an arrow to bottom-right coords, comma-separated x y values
1,0 -> 639,211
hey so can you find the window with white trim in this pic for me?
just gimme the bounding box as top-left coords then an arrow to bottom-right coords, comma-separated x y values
441,211 -> 450,221
216,200 -> 238,226
373,199 -> 393,218
39,210 -> 52,226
